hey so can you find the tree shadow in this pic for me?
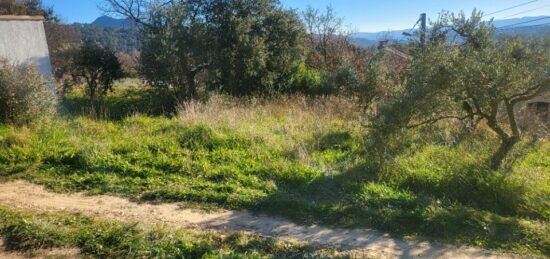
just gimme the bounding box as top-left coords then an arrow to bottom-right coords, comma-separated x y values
242,161 -> 544,256
61,88 -> 178,121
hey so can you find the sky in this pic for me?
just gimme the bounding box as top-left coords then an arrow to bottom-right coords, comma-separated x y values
43,0 -> 550,32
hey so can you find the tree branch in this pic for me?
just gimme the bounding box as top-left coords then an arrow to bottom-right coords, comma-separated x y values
407,115 -> 470,129
510,79 -> 550,105
101,0 -> 168,29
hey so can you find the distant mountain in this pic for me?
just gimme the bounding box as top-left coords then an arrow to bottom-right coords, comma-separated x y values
72,16 -> 142,53
491,16 -> 550,28
352,29 -> 410,43
352,16 -> 550,47
497,24 -> 550,38
78,24 -> 142,52
350,38 -> 379,48
91,15 -> 136,28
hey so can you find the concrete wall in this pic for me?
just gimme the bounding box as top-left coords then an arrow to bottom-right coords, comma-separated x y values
0,17 -> 53,81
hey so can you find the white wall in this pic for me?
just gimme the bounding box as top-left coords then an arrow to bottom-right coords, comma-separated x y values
0,19 -> 53,81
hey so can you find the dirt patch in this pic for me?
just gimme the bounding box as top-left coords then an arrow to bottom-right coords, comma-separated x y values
0,239 -> 79,259
0,181 -> 522,259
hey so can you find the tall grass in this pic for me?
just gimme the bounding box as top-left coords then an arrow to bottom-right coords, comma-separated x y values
178,94 -> 362,149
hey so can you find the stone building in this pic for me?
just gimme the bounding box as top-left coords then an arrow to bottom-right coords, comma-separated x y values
0,15 -> 52,81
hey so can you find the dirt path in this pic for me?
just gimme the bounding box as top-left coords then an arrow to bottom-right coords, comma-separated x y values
0,181 -> 520,259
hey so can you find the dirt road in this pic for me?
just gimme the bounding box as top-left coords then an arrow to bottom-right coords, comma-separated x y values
0,181 -> 520,259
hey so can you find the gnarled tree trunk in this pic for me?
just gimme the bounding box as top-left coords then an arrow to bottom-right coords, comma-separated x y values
487,100 -> 521,170
490,135 -> 519,170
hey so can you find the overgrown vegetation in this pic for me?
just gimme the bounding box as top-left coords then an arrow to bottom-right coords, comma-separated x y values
0,91 -> 548,256
0,0 -> 58,22
62,79 -> 177,120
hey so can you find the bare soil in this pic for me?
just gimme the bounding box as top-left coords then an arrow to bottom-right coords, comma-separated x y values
0,239 -> 79,259
0,181 -> 524,259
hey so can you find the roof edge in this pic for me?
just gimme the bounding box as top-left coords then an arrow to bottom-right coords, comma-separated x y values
0,15 -> 44,21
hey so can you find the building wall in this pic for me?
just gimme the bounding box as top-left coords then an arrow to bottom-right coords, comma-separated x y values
0,18 -> 52,81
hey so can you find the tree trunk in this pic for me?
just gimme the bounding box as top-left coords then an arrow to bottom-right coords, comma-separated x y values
484,100 -> 522,170
187,72 -> 197,99
89,83 -> 96,103
86,76 -> 97,103
90,89 -> 95,102
490,135 -> 519,170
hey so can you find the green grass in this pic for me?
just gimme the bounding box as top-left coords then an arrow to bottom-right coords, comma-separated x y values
0,207 -> 335,258
62,80 -> 179,120
0,90 -> 548,256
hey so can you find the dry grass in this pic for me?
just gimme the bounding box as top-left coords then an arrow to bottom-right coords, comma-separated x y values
177,94 -> 363,150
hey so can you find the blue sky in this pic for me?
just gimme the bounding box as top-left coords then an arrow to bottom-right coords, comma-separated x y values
43,0 -> 550,32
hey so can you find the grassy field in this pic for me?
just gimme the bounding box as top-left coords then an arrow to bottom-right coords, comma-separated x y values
0,87 -> 548,256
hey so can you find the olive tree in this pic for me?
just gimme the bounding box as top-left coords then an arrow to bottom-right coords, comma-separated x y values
140,0 -> 211,98
103,0 -> 305,97
371,10 -> 550,169
69,41 -> 124,102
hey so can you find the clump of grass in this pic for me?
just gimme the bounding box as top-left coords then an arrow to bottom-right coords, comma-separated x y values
386,145 -> 528,217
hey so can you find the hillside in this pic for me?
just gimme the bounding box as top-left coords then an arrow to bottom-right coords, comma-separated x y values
91,15 -> 136,28
352,16 -> 550,47
78,24 -> 142,53
498,24 -> 550,38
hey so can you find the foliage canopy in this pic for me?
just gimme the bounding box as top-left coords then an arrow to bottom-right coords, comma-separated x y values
65,41 -> 124,101
106,0 -> 305,97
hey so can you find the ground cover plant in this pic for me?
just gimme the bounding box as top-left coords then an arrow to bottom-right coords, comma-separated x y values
0,89 -> 548,256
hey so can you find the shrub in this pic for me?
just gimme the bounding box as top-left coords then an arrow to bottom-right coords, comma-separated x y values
0,60 -> 57,125
315,60 -> 360,96
291,62 -> 321,94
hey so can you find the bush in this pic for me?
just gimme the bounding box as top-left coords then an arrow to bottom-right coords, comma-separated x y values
0,60 -> 57,125
316,61 -> 360,96
291,62 -> 321,94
